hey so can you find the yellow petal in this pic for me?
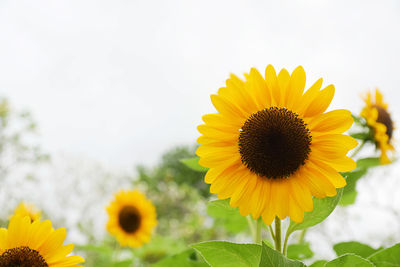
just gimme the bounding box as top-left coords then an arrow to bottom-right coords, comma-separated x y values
306,109 -> 354,134
296,78 -> 323,115
265,65 -> 279,106
303,85 -> 335,117
289,197 -> 304,223
286,66 -> 306,109
289,177 -> 313,212
308,159 -> 346,188
310,153 -> 356,172
39,228 -> 66,258
210,94 -> 248,120
277,68 -> 290,106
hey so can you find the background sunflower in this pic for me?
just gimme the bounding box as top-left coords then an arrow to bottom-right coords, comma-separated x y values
361,89 -> 394,164
11,202 -> 41,222
106,190 -> 157,248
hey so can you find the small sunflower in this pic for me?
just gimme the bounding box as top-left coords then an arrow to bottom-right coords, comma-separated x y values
12,202 -> 41,222
106,190 -> 157,248
0,215 -> 84,266
197,65 -> 358,225
361,89 -> 394,164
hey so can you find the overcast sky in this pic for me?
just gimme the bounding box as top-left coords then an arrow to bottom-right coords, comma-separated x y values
0,0 -> 399,167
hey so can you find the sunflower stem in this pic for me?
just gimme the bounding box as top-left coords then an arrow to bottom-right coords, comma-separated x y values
274,217 -> 282,253
268,225 -> 276,241
255,219 -> 262,245
113,240 -> 121,261
350,139 -> 366,158
298,228 -> 307,244
283,229 -> 292,256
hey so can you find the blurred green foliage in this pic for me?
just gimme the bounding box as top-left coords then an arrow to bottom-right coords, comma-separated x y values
0,97 -> 49,227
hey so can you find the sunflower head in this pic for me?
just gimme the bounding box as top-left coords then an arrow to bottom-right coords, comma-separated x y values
0,215 -> 84,266
12,202 -> 41,222
360,89 -> 394,164
106,190 -> 157,248
197,65 -> 357,225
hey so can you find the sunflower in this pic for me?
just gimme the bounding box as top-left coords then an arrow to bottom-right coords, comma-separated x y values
0,215 -> 84,266
106,190 -> 157,248
12,202 -> 41,222
360,89 -> 394,164
196,65 -> 357,225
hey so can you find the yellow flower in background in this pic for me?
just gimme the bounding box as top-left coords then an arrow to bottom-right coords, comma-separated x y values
0,215 -> 84,266
197,65 -> 357,225
12,202 -> 41,222
361,89 -> 394,164
106,190 -> 157,248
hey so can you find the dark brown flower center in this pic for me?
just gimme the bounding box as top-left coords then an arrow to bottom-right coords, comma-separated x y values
0,246 -> 47,267
118,205 -> 141,234
239,107 -> 312,179
374,105 -> 393,141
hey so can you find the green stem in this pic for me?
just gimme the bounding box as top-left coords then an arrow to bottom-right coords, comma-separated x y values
255,219 -> 262,244
113,240 -> 121,261
274,217 -> 281,253
283,230 -> 291,256
268,225 -> 275,241
246,216 -> 257,243
298,228 -> 307,244
350,139 -> 366,158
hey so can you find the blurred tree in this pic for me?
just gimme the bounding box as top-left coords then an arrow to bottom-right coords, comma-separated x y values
0,97 -> 49,226
136,145 -> 209,197
0,97 -> 49,177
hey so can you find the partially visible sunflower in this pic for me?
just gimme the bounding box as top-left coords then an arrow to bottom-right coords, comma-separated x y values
12,202 -> 41,222
0,215 -> 84,266
106,190 -> 157,248
197,65 -> 357,225
361,89 -> 394,164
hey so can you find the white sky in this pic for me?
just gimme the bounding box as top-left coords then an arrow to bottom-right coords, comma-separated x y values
0,0 -> 399,167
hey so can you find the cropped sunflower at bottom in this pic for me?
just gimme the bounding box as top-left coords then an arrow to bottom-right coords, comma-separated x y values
0,215 -> 84,266
197,65 -> 358,225
106,190 -> 157,248
361,89 -> 394,164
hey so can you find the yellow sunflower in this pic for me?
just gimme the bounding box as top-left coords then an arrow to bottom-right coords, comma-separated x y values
197,65 -> 358,225
106,190 -> 157,248
361,89 -> 394,164
12,202 -> 41,222
0,215 -> 84,266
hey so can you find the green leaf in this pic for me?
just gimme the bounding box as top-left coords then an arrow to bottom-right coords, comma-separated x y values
340,190 -> 358,206
352,114 -> 366,126
351,133 -> 372,140
339,169 -> 367,206
356,157 -> 381,169
309,260 -> 328,267
287,188 -> 343,234
192,241 -> 261,267
259,242 -> 305,267
154,249 -> 208,267
368,243 -> 400,267
180,157 -> 208,172
207,199 -> 248,233
287,243 -> 314,260
325,254 -> 374,267
334,241 -> 380,258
